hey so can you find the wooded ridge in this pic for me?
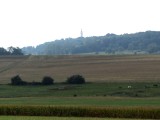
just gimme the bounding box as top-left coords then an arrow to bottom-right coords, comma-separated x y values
22,31 -> 160,55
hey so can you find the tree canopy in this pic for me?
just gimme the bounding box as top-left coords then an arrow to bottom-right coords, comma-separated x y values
22,31 -> 160,55
0,47 -> 23,55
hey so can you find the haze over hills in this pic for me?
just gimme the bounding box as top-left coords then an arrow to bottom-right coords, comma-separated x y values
22,31 -> 160,55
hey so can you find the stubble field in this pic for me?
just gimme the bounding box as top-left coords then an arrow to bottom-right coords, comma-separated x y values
1,55 -> 160,83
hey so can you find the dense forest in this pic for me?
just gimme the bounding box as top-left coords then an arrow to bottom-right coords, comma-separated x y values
0,47 -> 23,55
22,31 -> 160,55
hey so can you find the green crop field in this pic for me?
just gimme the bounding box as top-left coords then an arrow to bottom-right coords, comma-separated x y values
0,82 -> 160,106
0,96 -> 160,106
0,82 -> 160,97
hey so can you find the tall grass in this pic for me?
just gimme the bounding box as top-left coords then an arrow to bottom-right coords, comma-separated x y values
0,116 -> 150,120
0,105 -> 159,119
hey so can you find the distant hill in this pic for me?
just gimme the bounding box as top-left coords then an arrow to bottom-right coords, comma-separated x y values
22,31 -> 160,55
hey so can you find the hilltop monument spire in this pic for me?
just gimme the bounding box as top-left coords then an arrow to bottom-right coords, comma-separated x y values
80,29 -> 83,37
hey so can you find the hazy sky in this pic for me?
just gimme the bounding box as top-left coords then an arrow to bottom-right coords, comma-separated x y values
0,0 -> 160,48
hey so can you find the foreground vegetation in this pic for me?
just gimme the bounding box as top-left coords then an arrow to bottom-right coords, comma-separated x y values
0,83 -> 159,118
0,116 -> 151,120
0,105 -> 159,119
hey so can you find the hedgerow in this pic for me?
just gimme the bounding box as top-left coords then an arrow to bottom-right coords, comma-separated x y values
0,106 -> 159,119
10,75 -> 54,85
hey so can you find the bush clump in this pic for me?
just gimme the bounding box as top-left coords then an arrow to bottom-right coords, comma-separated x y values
66,75 -> 85,84
11,75 -> 27,85
11,75 -> 54,86
42,76 -> 54,85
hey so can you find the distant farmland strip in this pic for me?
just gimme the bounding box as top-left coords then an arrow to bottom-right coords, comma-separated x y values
1,55 -> 160,83
0,62 -> 22,74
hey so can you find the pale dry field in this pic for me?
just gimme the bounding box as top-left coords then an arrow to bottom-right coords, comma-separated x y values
0,55 -> 160,84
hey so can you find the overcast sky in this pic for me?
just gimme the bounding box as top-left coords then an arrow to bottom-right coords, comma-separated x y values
0,0 -> 160,48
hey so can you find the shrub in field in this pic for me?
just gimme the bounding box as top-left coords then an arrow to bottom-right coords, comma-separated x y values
153,84 -> 158,87
73,94 -> 77,97
11,75 -> 27,85
66,75 -> 85,84
42,76 -> 54,85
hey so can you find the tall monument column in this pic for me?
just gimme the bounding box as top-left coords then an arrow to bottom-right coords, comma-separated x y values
81,29 -> 83,37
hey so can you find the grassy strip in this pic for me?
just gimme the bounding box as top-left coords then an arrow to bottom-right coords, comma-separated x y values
1,97 -> 160,106
1,82 -> 160,98
0,106 -> 159,119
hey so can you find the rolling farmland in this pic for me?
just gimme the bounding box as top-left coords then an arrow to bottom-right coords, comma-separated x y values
0,55 -> 160,83
0,55 -> 160,119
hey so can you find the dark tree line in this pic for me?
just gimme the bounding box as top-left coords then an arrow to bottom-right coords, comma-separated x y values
22,31 -> 160,55
11,75 -> 54,85
11,74 -> 85,85
0,47 -> 23,55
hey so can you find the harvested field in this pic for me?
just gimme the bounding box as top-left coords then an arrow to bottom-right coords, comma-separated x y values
0,55 -> 160,83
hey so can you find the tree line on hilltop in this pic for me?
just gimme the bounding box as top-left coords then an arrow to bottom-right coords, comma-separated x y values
22,31 -> 160,55
0,46 -> 23,55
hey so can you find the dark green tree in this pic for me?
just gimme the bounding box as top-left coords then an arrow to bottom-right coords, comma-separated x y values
42,76 -> 54,85
0,47 -> 9,55
66,75 -> 85,84
7,46 -> 24,55
11,75 -> 27,85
